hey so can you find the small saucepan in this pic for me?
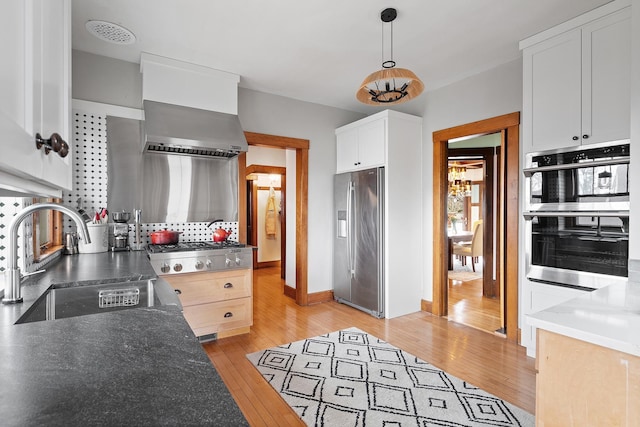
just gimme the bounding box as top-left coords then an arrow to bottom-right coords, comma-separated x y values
112,211 -> 130,223
149,229 -> 182,245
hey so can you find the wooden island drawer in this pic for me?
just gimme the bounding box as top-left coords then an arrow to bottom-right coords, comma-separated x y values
163,270 -> 251,306
183,297 -> 252,338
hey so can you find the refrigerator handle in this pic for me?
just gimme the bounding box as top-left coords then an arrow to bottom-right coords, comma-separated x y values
347,181 -> 355,278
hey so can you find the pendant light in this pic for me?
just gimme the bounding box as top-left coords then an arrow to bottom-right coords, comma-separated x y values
356,8 -> 424,106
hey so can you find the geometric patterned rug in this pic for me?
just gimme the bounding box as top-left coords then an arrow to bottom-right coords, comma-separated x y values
246,327 -> 534,426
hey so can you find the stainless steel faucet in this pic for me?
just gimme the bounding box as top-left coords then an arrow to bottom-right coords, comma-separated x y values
2,202 -> 91,304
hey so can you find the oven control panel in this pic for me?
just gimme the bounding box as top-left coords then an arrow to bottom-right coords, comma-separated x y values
149,248 -> 253,275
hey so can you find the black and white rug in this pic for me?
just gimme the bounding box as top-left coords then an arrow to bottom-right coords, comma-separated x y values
246,327 -> 534,427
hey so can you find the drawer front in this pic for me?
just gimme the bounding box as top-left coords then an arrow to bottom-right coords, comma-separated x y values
163,270 -> 252,306
183,297 -> 252,337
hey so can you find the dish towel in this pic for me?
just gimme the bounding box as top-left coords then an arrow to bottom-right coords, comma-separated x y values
265,187 -> 277,237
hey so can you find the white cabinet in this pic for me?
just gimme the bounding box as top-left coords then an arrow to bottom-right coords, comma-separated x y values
336,118 -> 386,173
522,5 -> 631,153
520,279 -> 590,357
0,0 -> 72,197
335,110 -> 423,318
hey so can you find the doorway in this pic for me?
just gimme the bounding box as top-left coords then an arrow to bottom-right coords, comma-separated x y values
447,145 -> 501,333
246,165 -> 286,279
238,132 -> 310,305
432,112 -> 520,342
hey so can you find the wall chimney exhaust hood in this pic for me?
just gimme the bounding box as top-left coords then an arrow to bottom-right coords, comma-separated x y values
143,100 -> 248,158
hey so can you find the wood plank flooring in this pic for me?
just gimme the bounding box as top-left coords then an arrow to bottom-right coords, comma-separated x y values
202,267 -> 536,426
448,275 -> 502,333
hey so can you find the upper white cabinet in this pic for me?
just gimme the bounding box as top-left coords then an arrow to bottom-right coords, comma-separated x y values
521,3 -> 631,153
0,0 -> 72,197
336,118 -> 386,173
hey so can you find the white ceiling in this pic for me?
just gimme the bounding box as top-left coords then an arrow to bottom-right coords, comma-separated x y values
71,0 -> 613,116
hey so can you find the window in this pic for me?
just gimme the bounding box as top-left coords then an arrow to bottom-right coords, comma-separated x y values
32,197 -> 63,262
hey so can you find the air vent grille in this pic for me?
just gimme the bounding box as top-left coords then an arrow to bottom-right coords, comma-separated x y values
85,20 -> 136,45
145,143 -> 239,158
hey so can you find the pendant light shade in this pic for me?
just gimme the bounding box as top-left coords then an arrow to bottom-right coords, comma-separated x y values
356,8 -> 424,106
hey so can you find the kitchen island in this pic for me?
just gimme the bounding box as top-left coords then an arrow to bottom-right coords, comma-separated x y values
0,251 -> 248,426
527,281 -> 640,426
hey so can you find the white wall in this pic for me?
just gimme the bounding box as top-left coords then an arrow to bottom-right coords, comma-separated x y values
238,88 -> 364,293
73,51 -> 142,109
420,58 -> 523,301
246,146 -> 286,167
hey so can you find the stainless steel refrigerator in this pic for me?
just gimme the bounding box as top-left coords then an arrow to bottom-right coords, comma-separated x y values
333,167 -> 384,318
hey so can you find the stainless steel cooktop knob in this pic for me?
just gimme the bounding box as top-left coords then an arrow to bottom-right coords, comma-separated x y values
160,263 -> 171,274
174,263 -> 183,272
235,256 -> 241,265
194,260 -> 204,270
206,259 -> 213,269
225,257 -> 232,267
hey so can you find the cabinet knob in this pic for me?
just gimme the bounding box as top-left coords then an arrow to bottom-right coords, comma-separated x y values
572,136 -> 579,141
35,133 -> 69,158
224,312 -> 233,318
223,282 -> 233,289
582,134 -> 589,139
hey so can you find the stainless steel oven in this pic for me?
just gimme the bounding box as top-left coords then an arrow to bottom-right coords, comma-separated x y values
523,140 -> 630,289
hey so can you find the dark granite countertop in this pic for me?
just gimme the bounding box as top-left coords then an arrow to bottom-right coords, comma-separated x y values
0,251 -> 248,426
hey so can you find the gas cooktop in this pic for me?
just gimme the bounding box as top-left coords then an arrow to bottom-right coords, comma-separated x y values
146,241 -> 252,275
147,241 -> 246,254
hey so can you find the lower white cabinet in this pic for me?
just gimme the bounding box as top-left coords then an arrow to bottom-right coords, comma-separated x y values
520,279 -> 590,357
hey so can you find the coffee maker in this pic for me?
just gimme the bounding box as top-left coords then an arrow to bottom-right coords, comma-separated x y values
109,211 -> 131,251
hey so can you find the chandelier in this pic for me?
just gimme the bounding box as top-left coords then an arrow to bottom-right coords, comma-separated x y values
356,8 -> 424,106
448,164 -> 472,197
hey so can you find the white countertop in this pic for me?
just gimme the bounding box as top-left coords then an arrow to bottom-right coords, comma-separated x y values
527,281 -> 640,357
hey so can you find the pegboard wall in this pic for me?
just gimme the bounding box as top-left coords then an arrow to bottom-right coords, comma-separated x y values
63,106 -> 239,246
0,198 -> 29,274
133,221 -> 239,245
64,110 -> 108,232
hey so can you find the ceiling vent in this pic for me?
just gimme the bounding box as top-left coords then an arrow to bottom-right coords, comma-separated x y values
85,20 -> 136,45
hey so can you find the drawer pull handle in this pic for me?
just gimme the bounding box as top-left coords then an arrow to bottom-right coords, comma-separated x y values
224,312 -> 233,318
174,289 -> 182,295
223,282 -> 233,289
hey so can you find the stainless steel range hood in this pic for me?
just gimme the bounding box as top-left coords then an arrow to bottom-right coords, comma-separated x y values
143,100 -> 248,158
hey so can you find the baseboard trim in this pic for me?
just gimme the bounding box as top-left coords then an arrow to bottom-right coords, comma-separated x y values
257,260 -> 281,269
283,285 -> 296,299
421,299 -> 433,313
308,290 -> 334,305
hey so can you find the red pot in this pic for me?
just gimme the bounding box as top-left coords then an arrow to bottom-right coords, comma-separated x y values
149,229 -> 182,245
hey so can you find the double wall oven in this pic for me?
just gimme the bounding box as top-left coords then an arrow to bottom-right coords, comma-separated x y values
523,140 -> 630,290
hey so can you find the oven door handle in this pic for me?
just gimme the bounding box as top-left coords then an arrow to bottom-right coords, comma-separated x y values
523,157 -> 629,177
524,210 -> 629,219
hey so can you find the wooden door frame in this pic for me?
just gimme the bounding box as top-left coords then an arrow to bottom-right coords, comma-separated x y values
432,112 -> 520,341
238,132 -> 310,306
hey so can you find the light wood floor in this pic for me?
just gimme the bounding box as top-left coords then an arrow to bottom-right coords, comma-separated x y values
448,274 -> 502,334
202,267 -> 536,426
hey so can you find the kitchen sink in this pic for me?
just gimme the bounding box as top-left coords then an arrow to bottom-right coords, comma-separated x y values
16,277 -> 178,324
